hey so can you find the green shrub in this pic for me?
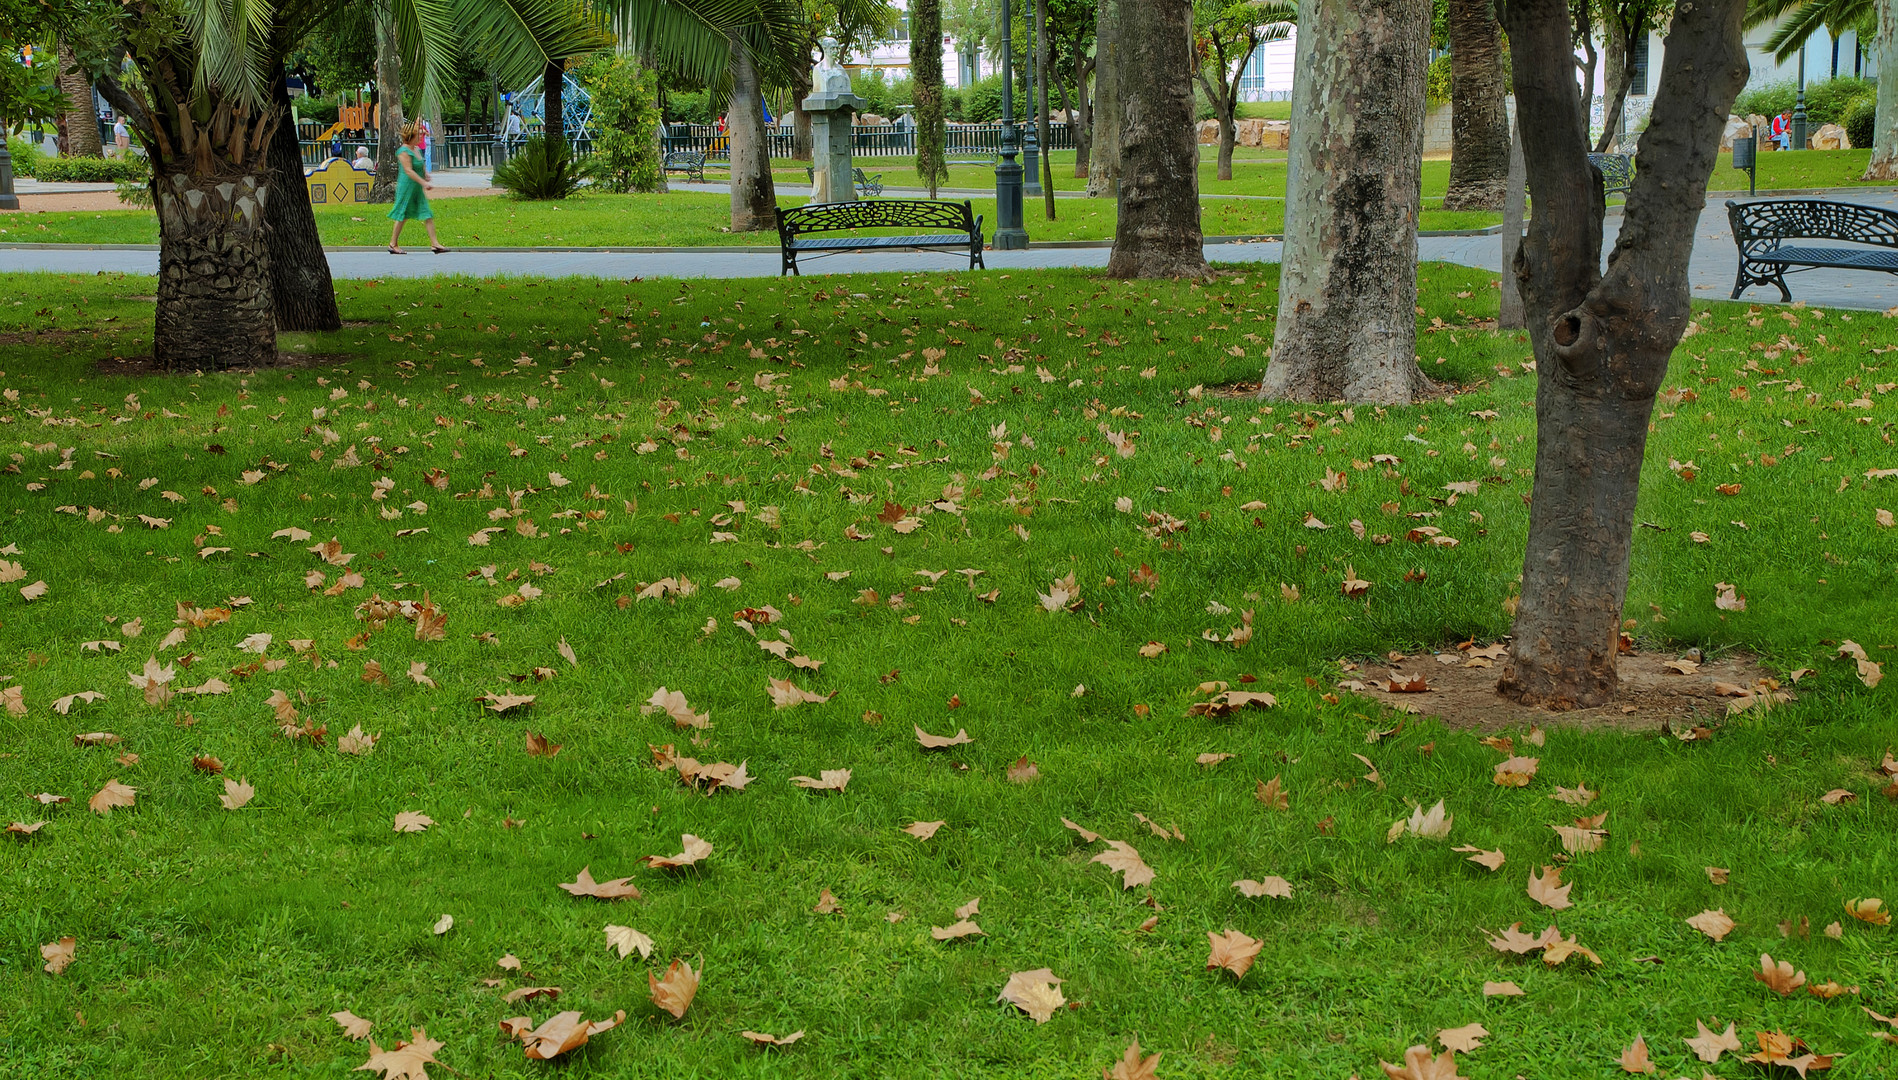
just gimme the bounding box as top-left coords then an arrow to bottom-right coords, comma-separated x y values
579,54 -> 663,194
1846,96 -> 1877,150
297,100 -> 340,125
115,176 -> 153,208
1426,54 -> 1454,107
491,135 -> 584,200
35,155 -> 150,183
665,90 -> 713,126
960,75 -> 1004,124
7,137 -> 46,178
1735,77 -> 1872,128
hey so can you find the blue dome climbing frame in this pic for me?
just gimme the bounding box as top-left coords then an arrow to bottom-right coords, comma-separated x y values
513,71 -> 595,146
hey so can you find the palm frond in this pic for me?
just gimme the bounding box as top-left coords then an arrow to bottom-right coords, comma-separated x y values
1759,0 -> 1868,61
184,0 -> 280,111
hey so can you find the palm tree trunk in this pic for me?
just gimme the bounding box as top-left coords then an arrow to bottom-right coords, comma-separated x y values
369,10 -> 404,202
1443,0 -> 1509,210
266,64 -> 342,332
727,36 -> 775,232
543,60 -> 565,147
156,169 -> 277,368
56,40 -> 103,158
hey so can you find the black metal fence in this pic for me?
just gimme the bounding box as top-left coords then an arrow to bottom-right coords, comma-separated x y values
661,120 -> 1077,160
298,131 -> 591,170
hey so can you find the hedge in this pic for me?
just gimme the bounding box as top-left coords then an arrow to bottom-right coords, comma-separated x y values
35,156 -> 151,183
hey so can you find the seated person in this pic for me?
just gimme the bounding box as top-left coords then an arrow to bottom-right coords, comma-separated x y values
330,134 -> 346,159
353,147 -> 375,170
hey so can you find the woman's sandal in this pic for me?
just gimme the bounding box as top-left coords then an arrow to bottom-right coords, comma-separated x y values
431,245 -> 449,254
388,246 -> 407,255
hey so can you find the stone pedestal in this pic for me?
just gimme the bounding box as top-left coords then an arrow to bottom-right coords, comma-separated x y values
803,89 -> 862,204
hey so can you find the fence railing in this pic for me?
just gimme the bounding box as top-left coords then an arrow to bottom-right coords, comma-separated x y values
661,120 -> 1078,160
298,133 -> 591,170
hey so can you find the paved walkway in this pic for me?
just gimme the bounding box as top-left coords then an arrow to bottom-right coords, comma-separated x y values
8,187 -> 1898,310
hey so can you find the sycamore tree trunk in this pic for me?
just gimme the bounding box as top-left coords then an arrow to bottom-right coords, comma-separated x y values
791,52 -> 814,161
266,66 -> 341,332
728,37 -> 776,232
369,11 -> 404,202
1595,13 -> 1633,152
1263,0 -> 1432,403
1496,0 -> 1747,707
1086,0 -> 1122,196
56,40 -> 103,158
1074,50 -> 1094,176
915,0 -> 947,196
1106,0 -> 1206,277
1444,0 -> 1509,210
1866,0 -> 1898,177
1037,0 -> 1056,217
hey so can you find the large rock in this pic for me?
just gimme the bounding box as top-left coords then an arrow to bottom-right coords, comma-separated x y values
1261,119 -> 1290,150
1720,114 -> 1753,151
1235,118 -> 1267,147
1197,119 -> 1220,144
1811,122 -> 1850,150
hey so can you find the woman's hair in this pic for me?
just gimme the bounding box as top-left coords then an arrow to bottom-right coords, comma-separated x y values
400,120 -> 419,143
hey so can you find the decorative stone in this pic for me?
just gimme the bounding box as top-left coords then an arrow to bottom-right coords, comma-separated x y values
1811,123 -> 1849,150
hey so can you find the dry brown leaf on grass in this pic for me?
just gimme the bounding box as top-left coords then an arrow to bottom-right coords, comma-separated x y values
8,821 -> 47,837
1525,861 -> 1571,907
431,914 -> 453,936
560,866 -> 642,901
523,731 -> 562,758
331,1010 -> 374,1040
339,725 -> 380,755
41,936 -> 75,975
502,1009 -> 626,1060
1234,877 -> 1293,899
501,986 -> 560,1004
1617,1035 -> 1657,1074
356,1028 -> 445,1080
52,690 -> 107,715
1687,909 -> 1737,941
1684,1020 -> 1741,1064
1541,931 -> 1602,966
1062,817 -> 1102,843
1845,897 -> 1889,925
997,969 -> 1066,1023
642,687 -> 710,729
1206,929 -> 1262,979
1707,866 -> 1730,885
1493,756 -> 1539,787
932,919 -> 985,941
219,778 -> 254,810
392,811 -> 433,833
1821,788 -> 1857,805
648,958 -> 700,1019
1551,823 -> 1607,854
1390,799 -> 1453,842
73,731 -> 122,747
1007,757 -> 1041,783
1437,1023 -> 1487,1053
604,925 -> 653,960
915,725 -> 973,750
904,820 -> 945,840
1196,752 -> 1235,767
89,780 -> 135,816
1452,846 -> 1505,872
1092,840 -> 1156,889
1103,1039 -> 1161,1080
481,692 -> 535,713
1185,690 -> 1276,717
740,1029 -> 804,1048
1755,953 -> 1807,996
1481,981 -> 1523,997
1255,775 -> 1289,809
790,769 -> 851,793
1378,1045 -> 1469,1080
767,678 -> 835,708
645,834 -> 713,870
1746,1031 -> 1835,1075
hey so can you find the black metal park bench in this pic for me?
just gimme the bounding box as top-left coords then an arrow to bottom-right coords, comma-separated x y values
1727,198 -> 1898,301
662,150 -> 706,183
800,165 -> 884,198
1587,152 -> 1633,198
774,199 -> 985,276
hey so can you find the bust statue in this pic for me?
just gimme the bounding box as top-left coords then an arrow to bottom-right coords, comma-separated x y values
816,36 -> 851,93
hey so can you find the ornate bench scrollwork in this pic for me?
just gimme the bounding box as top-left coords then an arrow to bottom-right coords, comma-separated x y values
774,199 -> 985,276
1727,198 -> 1898,302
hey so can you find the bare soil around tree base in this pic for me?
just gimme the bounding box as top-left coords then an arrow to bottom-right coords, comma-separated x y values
1339,644 -> 1789,732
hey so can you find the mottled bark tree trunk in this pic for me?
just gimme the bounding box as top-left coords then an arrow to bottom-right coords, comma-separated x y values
1595,11 -> 1633,152
266,66 -> 341,333
1495,0 -> 1747,707
369,12 -> 404,203
915,0 -> 948,197
56,40 -> 103,158
1865,0 -> 1898,177
1444,0 -> 1509,210
791,59 -> 814,161
1073,51 -> 1094,177
1263,0 -> 1432,403
1086,0 -> 1121,197
1106,0 -> 1205,278
727,38 -> 776,232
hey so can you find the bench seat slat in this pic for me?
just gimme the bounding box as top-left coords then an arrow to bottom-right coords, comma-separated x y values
789,234 -> 974,250
1754,245 -> 1898,270
1727,198 -> 1898,301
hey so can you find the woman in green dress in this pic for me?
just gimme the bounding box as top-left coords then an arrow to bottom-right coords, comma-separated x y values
388,121 -> 447,255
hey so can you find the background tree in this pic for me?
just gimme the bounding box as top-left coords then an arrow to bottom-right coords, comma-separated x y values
368,6 -> 406,201
1193,0 -> 1294,182
1593,0 -> 1667,151
1035,0 -> 1054,216
55,39 -> 103,157
1085,0 -> 1120,196
726,30 -> 775,229
581,51 -> 665,191
1263,0 -> 1432,403
913,0 -> 948,195
1442,0 -> 1508,209
1496,0 -> 1746,706
1050,0 -> 1097,175
1104,0 -> 1205,277
1745,0 -> 1891,173
788,0 -> 893,160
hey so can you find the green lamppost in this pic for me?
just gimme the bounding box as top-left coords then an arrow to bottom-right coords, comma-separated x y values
993,0 -> 1027,248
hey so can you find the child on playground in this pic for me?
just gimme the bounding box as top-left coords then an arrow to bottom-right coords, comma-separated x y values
387,121 -> 448,255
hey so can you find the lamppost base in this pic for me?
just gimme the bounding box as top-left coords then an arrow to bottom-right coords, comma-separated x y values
0,196 -> 17,211
993,228 -> 1029,250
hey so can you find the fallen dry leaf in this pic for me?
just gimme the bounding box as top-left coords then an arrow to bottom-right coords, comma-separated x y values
218,777 -> 254,810
767,677 -> 834,708
904,820 -> 945,841
559,866 -> 642,901
1481,981 -> 1524,997
1845,897 -> 1889,925
1453,845 -> 1505,872
1755,952 -> 1807,996
1707,866 -> 1730,885
739,1029 -> 805,1047
1104,1038 -> 1162,1080
88,779 -> 135,816
931,919 -> 985,941
1092,840 -> 1156,889
1006,756 -> 1040,783
915,725 -> 973,750
331,1010 -> 375,1040
392,811 -> 433,833
645,834 -> 713,870
1687,909 -> 1737,941
505,1009 -> 626,1059
1745,1030 -> 1835,1075
1437,1023 -> 1487,1053
1527,865 -> 1574,910
996,968 -> 1066,1023
790,769 -> 851,793
432,914 -> 453,936
603,924 -> 653,960
1378,1045 -> 1469,1080
1255,775 -> 1289,810
41,936 -> 75,975
1062,817 -> 1101,843
339,724 -> 380,755
1233,877 -> 1293,899
1205,928 -> 1263,979
1684,1019 -> 1742,1064
1493,756 -> 1540,787
356,1028 -> 446,1080
1618,1034 -> 1657,1074
648,958 -> 700,1019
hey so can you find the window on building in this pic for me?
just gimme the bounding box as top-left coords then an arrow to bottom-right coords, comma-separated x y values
1629,33 -> 1649,96
877,13 -> 910,43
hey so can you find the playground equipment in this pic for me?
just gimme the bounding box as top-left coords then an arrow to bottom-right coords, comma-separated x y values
304,157 -> 374,205
510,71 -> 595,147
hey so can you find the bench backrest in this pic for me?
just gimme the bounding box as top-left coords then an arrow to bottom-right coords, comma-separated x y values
1586,152 -> 1632,193
1728,198 -> 1898,254
664,150 -> 705,164
776,199 -> 976,239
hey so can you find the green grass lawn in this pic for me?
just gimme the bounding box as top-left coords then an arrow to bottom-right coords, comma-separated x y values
0,264 -> 1894,1079
0,186 -> 1498,249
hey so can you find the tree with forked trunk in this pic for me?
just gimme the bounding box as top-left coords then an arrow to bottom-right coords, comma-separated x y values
1261,0 -> 1432,404
1495,0 -> 1747,707
1442,0 -> 1508,210
1105,0 -> 1206,277
1192,0 -> 1293,184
